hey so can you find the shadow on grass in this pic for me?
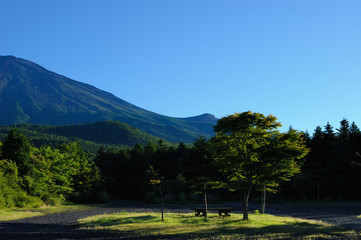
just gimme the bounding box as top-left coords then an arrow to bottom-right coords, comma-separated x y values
1,219 -> 359,240
85,215 -> 157,227
121,221 -> 360,239
0,222 -> 126,240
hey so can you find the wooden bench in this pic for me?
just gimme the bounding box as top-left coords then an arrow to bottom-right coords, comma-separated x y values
192,207 -> 235,217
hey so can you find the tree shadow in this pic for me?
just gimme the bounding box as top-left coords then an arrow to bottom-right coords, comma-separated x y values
108,221 -> 360,239
175,221 -> 360,239
0,222 -> 123,240
84,215 -> 157,227
1,220 -> 359,240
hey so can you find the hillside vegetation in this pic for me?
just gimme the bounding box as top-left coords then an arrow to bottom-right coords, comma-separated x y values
0,121 -> 167,157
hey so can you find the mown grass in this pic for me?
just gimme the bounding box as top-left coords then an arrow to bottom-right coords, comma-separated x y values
78,212 -> 360,239
0,204 -> 98,221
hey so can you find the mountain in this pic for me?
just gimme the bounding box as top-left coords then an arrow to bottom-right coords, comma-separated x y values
0,56 -> 218,142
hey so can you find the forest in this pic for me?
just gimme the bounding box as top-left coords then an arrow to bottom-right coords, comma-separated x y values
0,120 -> 166,159
1,114 -> 361,209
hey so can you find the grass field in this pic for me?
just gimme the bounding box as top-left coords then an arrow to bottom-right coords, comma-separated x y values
0,204 -> 97,221
78,212 -> 359,239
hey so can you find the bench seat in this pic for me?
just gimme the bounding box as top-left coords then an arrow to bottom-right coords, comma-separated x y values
191,207 -> 235,217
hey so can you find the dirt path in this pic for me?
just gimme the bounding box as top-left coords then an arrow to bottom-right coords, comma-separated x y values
263,202 -> 361,230
0,201 -> 192,239
238,202 -> 361,230
1,201 -> 361,239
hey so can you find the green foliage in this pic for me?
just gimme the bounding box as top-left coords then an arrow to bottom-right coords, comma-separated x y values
31,147 -> 71,198
211,111 -> 308,219
2,129 -> 32,176
12,193 -> 43,208
0,159 -> 42,208
0,129 -> 100,208
0,122 -> 173,158
58,142 -> 99,194
257,129 -> 309,193
45,121 -> 162,146
212,112 -> 282,190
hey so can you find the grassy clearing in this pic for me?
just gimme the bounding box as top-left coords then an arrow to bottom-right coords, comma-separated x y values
0,204 -> 98,221
79,212 -> 359,239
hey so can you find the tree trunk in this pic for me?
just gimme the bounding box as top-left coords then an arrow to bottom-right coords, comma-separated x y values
261,185 -> 266,214
243,186 -> 251,220
204,186 -> 208,219
159,183 -> 164,221
317,178 -> 320,202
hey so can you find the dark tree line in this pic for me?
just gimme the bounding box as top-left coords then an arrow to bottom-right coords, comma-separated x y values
2,117 -> 361,209
93,112 -> 307,210
280,118 -> 361,201
94,140 -> 209,203
94,117 -> 361,204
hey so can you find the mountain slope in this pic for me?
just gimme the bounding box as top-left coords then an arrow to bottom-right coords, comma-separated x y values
0,121 -> 168,158
0,121 -> 163,147
0,56 -> 217,142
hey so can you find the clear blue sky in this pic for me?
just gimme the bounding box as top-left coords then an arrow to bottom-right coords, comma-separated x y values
1,0 -> 361,133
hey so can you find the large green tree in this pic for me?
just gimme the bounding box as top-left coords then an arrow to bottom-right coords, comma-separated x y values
212,111 -> 308,220
2,129 -> 32,177
58,142 -> 100,195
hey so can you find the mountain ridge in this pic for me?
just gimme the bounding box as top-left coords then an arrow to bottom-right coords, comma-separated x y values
0,55 -> 217,142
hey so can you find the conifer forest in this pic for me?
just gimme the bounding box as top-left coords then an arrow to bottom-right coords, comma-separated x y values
1,115 -> 361,208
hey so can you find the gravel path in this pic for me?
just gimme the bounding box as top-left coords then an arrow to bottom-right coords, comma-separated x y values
228,201 -> 361,230
0,201 -> 193,240
253,202 -> 361,230
1,201 -> 361,239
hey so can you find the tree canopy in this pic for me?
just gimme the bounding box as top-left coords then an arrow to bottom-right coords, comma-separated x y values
0,129 -> 100,207
212,111 -> 308,220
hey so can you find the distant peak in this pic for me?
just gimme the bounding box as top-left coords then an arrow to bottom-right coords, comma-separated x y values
0,55 -> 26,63
181,113 -> 218,124
1,55 -> 30,65
0,55 -> 17,59
0,55 -> 17,63
198,113 -> 217,119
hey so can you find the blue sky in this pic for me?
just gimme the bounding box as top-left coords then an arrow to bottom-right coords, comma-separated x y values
1,0 -> 361,133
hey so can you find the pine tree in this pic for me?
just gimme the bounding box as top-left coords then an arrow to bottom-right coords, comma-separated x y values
337,118 -> 350,140
323,122 -> 335,141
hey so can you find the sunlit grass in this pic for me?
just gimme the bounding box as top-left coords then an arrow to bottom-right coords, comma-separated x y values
0,209 -> 45,221
0,204 -> 98,221
79,212 -> 359,239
